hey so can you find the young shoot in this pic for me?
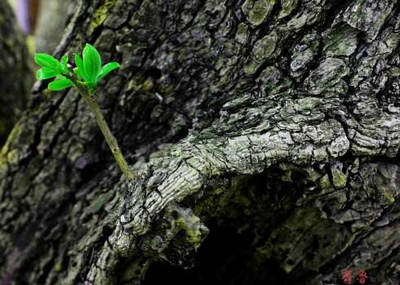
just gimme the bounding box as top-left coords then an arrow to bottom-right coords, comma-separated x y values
35,44 -> 135,180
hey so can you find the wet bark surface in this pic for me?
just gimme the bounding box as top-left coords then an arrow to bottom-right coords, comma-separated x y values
0,0 -> 32,145
0,0 -> 399,284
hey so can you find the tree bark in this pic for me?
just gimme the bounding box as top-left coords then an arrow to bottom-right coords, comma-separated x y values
1,0 -> 399,284
0,0 -> 32,145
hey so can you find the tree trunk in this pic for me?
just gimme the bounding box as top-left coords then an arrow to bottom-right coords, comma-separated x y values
1,0 -> 399,284
0,0 -> 32,145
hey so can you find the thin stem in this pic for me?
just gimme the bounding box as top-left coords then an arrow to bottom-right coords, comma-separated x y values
68,76 -> 135,180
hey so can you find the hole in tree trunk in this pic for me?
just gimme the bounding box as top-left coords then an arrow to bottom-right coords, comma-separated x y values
142,223 -> 288,284
142,166 -> 320,285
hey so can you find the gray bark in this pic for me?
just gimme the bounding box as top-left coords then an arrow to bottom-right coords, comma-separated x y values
0,0 -> 32,145
0,0 -> 399,284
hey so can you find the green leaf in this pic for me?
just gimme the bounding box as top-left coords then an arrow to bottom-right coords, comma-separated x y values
74,53 -> 83,69
36,68 -> 59,80
82,44 -> 102,83
48,79 -> 74,91
73,67 -> 83,80
34,53 -> 62,71
55,74 -> 67,80
61,55 -> 70,74
61,55 -> 68,66
97,62 -> 120,81
74,53 -> 88,81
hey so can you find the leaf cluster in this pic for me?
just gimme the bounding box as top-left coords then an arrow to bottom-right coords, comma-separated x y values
35,44 -> 120,91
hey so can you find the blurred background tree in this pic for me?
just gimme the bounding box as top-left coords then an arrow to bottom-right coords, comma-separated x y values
12,0 -> 71,52
0,0 -> 32,145
0,0 -> 72,146
33,0 -> 72,53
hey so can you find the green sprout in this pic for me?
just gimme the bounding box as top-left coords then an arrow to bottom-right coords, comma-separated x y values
34,44 -> 135,180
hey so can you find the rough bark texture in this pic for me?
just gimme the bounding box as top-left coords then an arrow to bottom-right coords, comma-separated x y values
0,0 -> 32,145
1,0 -> 399,284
